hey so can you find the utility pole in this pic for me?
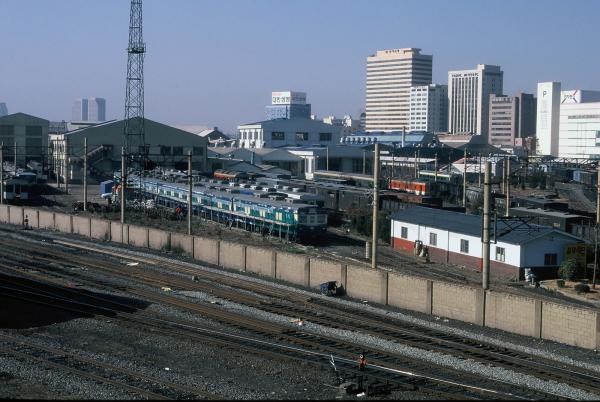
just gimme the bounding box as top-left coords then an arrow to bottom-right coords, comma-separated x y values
56,140 -> 60,188
594,164 -> 600,289
83,137 -> 88,211
414,150 -> 418,178
434,152 -> 438,182
188,150 -> 193,236
121,147 -> 126,225
482,161 -> 491,290
13,140 -> 17,172
0,143 -> 3,205
64,140 -> 69,195
362,150 -> 366,175
463,148 -> 467,208
326,146 -> 329,171
478,153 -> 482,188
371,143 -> 380,270
391,146 -> 395,178
505,158 -> 511,217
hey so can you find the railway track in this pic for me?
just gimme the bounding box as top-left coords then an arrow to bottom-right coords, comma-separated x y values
0,273 -> 552,400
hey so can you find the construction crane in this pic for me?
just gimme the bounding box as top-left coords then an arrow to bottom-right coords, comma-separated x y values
123,0 -> 146,167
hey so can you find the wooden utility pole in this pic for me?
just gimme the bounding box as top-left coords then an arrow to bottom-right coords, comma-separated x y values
371,143 -> 380,270
188,150 -> 193,236
482,161 -> 491,290
121,147 -> 126,225
505,158 -> 511,217
0,143 -> 3,205
83,137 -> 88,211
594,164 -> 600,289
463,148 -> 467,208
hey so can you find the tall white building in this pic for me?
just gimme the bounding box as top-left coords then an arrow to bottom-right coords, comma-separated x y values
409,84 -> 448,132
87,98 -> 106,122
72,98 -> 106,122
536,82 -> 561,156
365,48 -> 432,132
72,98 -> 88,122
558,102 -> 600,159
448,64 -> 503,137
0,103 -> 7,117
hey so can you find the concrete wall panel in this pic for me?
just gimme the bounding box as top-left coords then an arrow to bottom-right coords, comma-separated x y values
171,233 -> 194,257
246,246 -> 275,277
128,225 -> 148,248
38,211 -> 55,229
276,252 -> 309,287
485,291 -> 541,338
309,259 -> 344,289
0,205 -> 9,223
345,265 -> 387,304
72,216 -> 91,237
219,241 -> 246,270
541,302 -> 599,350
54,213 -> 72,234
148,228 -> 170,251
9,206 -> 23,226
194,237 -> 219,265
23,208 -> 39,228
110,222 -> 123,244
90,218 -> 110,241
388,273 -> 432,314
432,282 -> 484,325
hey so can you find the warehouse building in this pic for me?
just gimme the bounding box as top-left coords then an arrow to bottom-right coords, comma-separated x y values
0,112 -> 49,167
391,206 -> 583,279
51,118 -> 208,182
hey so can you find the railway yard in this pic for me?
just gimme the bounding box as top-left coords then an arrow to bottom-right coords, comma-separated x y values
2,217 -> 600,400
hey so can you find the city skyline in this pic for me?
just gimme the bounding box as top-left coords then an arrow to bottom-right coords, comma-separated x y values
1,0 -> 600,133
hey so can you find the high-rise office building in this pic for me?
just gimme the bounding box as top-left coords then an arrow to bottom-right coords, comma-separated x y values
488,93 -> 536,147
448,64 -> 503,137
409,84 -> 448,132
88,98 -> 106,122
266,91 -> 311,120
72,98 -> 89,122
536,82 -> 561,156
365,48 -> 432,132
72,98 -> 107,122
0,103 -> 7,117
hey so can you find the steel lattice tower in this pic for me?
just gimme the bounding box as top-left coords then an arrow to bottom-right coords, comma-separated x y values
123,0 -> 146,165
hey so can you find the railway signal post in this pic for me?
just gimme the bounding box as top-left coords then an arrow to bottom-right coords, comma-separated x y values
482,161 -> 491,290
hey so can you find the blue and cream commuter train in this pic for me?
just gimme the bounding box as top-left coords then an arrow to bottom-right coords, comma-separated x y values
118,174 -> 328,241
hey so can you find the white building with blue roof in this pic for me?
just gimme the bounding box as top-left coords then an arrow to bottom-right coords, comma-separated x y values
391,206 -> 584,279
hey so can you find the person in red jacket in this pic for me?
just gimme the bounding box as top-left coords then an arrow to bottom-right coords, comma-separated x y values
358,353 -> 367,371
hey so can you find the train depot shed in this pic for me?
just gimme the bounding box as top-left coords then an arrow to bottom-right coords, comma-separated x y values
391,206 -> 584,279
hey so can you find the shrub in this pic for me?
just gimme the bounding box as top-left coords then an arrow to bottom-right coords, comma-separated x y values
558,258 -> 579,281
574,283 -> 590,294
556,279 -> 565,288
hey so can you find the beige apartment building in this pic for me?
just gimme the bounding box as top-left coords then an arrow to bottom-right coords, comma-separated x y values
365,48 -> 432,132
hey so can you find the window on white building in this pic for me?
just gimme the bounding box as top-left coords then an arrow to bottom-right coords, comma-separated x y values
460,239 -> 469,253
429,232 -> 437,246
495,247 -> 505,262
401,226 -> 408,239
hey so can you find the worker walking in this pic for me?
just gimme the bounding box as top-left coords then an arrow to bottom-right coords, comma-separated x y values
358,352 -> 367,371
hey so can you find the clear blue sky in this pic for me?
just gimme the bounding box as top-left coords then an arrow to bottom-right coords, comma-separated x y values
1,0 -> 599,133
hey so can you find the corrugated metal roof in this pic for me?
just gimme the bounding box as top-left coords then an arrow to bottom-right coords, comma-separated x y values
391,206 -> 580,245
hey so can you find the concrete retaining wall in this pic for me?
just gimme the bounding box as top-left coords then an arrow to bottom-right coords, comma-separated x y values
484,291 -> 541,338
0,205 -> 8,223
276,252 -> 309,286
245,246 -> 275,277
110,222 -> 124,244
171,233 -> 194,257
72,216 -> 91,237
54,213 -> 72,234
541,302 -> 600,350
194,237 -> 219,265
432,282 -> 484,325
23,208 -> 39,228
90,218 -> 110,241
346,265 -> 388,304
388,273 -> 432,314
219,241 -> 246,271
309,259 -> 345,289
9,206 -> 23,226
128,225 -> 149,248
148,228 -> 170,251
38,210 -> 55,229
